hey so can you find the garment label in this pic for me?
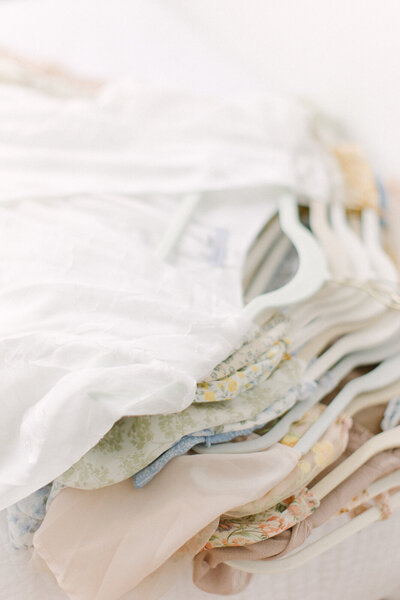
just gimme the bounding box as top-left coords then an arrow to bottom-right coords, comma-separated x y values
208,227 -> 229,267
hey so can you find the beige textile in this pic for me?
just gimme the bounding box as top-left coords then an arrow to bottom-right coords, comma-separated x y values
33,445 -> 297,600
193,415 -> 400,594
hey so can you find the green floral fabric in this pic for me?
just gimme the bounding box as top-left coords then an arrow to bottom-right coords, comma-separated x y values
56,357 -> 304,489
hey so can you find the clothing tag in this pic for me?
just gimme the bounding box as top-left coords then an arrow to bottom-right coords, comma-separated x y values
208,227 -> 229,267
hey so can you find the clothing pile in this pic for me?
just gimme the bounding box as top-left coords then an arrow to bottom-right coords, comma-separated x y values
1,55 -> 400,600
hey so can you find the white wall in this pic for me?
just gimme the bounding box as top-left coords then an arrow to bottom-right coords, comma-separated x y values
0,0 -> 399,176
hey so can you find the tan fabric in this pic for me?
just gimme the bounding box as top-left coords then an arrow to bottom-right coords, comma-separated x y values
193,417 -> 400,595
333,144 -> 379,211
386,182 -> 400,268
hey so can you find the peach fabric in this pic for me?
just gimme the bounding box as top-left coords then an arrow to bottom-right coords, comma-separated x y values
193,418 -> 400,595
33,444 -> 298,600
120,519 -> 219,600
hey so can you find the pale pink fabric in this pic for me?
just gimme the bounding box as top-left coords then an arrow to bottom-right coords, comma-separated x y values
193,419 -> 400,594
120,519 -> 220,600
33,444 -> 298,600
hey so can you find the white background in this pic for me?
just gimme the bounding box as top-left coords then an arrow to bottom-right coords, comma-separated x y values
0,0 -> 399,176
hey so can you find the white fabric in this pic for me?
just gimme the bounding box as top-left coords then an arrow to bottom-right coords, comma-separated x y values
0,188 -> 275,510
0,76 -> 334,511
0,81 -> 330,201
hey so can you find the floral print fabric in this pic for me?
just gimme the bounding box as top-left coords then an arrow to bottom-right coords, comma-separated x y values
133,379 -> 317,487
204,488 -> 319,548
56,358 -> 305,489
204,314 -> 289,382
214,379 -> 316,436
225,405 -> 352,518
7,484 -> 52,549
195,340 -> 288,403
133,427 -> 256,488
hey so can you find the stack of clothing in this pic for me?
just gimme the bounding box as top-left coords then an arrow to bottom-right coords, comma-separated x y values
1,54 -> 400,600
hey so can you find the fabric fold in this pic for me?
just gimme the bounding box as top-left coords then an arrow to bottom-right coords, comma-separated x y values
34,444 -> 299,600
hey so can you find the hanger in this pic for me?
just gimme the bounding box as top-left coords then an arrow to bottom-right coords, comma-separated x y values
193,333 -> 400,455
292,201 -> 398,354
245,235 -> 293,302
243,193 -> 328,323
310,423 -> 400,498
267,198 -> 354,336
291,297 -> 379,353
303,309 -> 400,383
302,198 -> 400,370
295,352 -> 400,456
330,202 -> 372,279
225,469 -> 400,575
157,191 -> 327,325
362,207 -> 398,284
309,199 -> 352,280
243,214 -> 281,292
345,379 -> 400,418
195,194 -> 400,455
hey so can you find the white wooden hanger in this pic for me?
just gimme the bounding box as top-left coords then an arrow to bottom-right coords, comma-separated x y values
296,352 -> 400,456
193,333 -> 400,455
243,194 -> 328,323
297,206 -> 400,362
309,199 -> 352,280
345,378 -> 400,418
330,202 -> 373,279
362,208 -> 398,284
302,198 -> 400,367
311,424 -> 400,498
225,469 -> 400,575
158,192 -> 328,324
291,293 -> 381,352
292,203 -> 397,352
304,310 -> 400,383
273,199 -> 355,336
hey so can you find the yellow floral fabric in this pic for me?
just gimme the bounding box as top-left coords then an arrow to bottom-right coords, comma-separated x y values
195,340 -> 289,403
224,404 -> 352,518
204,314 -> 290,382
